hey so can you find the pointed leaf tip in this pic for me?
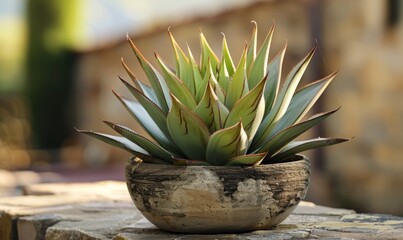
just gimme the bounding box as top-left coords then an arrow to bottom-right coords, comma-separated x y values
104,121 -> 174,164
269,137 -> 351,163
258,107 -> 341,156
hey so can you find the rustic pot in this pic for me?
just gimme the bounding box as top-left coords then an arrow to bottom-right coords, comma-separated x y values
125,155 -> 310,234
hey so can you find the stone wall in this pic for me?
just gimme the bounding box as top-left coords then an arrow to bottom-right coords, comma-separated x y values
322,0 -> 403,215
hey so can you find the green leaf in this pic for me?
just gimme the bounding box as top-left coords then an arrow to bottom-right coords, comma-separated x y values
213,94 -> 230,131
225,76 -> 266,141
195,61 -> 211,103
218,59 -> 230,92
264,42 -> 287,115
121,58 -> 141,89
257,108 -> 340,157
103,121 -> 175,164
156,54 -> 197,109
200,31 -> 220,76
225,46 -> 248,110
119,78 -> 169,128
253,46 -> 317,149
219,34 -> 235,90
127,35 -> 171,113
225,152 -> 267,166
206,122 -> 248,165
121,58 -> 159,105
221,34 -> 235,75
246,21 -> 257,72
188,46 -> 204,98
195,83 -> 229,132
77,129 -> 167,164
247,24 -> 274,89
167,95 -> 210,160
208,63 -> 226,103
173,158 -> 212,166
168,31 -> 195,95
270,71 -> 338,136
112,90 -> 181,154
195,83 -> 216,132
269,137 -> 350,163
135,79 -> 158,105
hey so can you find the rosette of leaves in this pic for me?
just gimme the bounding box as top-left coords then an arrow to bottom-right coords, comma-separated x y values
78,23 -> 349,166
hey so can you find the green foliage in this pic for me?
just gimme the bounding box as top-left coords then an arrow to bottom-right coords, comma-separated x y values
78,23 -> 349,166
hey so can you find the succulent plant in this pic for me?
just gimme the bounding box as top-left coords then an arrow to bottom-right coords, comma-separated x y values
78,23 -> 349,166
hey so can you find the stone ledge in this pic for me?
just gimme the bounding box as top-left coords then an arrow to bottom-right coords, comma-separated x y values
0,181 -> 402,240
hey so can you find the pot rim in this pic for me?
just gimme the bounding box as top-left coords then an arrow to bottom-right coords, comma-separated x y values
129,154 -> 309,169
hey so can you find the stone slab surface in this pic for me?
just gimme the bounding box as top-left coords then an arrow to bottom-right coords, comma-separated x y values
0,181 -> 402,240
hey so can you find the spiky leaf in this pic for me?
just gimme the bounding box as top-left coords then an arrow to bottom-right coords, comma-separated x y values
173,158 -> 212,166
103,121 -> 174,164
118,80 -> 170,132
225,152 -> 266,166
113,90 -> 180,154
188,46 -> 204,97
156,54 -> 197,109
213,95 -> 230,130
246,21 -> 258,71
121,58 -> 140,89
127,35 -> 171,113
200,31 -> 220,76
208,63 -> 226,103
218,59 -> 230,92
225,46 -> 248,110
270,71 -> 337,136
135,80 -> 158,105
206,122 -> 248,165
195,63 -> 211,103
221,34 -> 235,75
121,58 -> 159,104
168,31 -> 195,95
218,34 -> 235,91
247,24 -> 274,89
258,108 -> 340,156
167,95 -> 210,160
264,42 -> 287,115
269,137 -> 349,163
195,83 -> 229,132
225,76 -> 266,140
77,129 -> 168,164
253,46 -> 317,149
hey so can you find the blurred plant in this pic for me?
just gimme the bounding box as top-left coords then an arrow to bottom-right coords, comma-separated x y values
25,0 -> 80,150
79,23 -> 349,166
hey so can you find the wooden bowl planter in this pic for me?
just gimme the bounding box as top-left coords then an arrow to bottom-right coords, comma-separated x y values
125,155 -> 310,234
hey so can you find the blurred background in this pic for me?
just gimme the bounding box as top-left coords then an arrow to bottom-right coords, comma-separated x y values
1,0 -> 403,216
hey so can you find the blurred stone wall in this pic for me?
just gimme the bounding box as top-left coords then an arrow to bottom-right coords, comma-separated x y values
74,0 -> 403,215
323,0 -> 403,215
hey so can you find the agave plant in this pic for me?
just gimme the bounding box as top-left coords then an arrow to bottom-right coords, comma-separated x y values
78,23 -> 348,166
